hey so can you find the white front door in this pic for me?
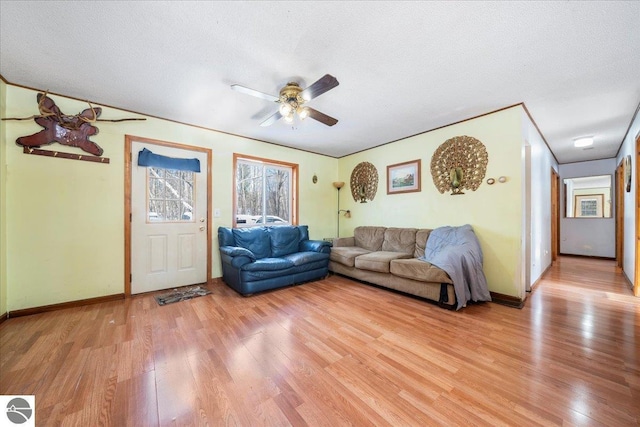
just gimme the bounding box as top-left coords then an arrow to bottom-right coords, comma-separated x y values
131,141 -> 208,294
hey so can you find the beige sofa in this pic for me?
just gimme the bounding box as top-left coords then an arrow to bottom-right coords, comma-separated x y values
329,226 -> 456,309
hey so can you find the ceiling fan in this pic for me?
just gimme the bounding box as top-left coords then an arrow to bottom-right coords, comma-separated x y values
231,74 -> 339,127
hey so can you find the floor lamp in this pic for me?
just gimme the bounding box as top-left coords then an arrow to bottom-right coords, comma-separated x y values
333,181 -> 351,237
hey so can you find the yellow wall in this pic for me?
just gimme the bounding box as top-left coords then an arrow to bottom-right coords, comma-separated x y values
4,85 -> 337,311
0,79 -> 7,316
3,83 -> 527,311
337,106 -> 524,297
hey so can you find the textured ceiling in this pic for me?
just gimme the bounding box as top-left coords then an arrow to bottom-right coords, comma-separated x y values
1,1 -> 639,163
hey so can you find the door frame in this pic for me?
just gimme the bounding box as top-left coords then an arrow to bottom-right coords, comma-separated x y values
615,159 -> 625,271
635,133 -> 640,296
551,168 -> 560,263
523,143 -> 531,293
124,135 -> 212,296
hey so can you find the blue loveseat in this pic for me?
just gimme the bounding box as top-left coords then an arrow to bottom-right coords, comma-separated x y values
217,225 -> 331,295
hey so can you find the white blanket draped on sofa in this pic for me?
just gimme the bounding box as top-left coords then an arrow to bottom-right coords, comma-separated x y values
420,224 -> 491,310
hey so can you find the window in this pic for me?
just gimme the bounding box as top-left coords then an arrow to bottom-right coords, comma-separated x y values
234,154 -> 298,227
147,167 -> 195,222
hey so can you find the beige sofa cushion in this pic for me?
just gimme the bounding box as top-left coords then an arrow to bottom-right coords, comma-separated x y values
332,236 -> 355,247
414,229 -> 432,258
390,258 -> 451,283
382,228 -> 417,253
355,251 -> 413,273
354,226 -> 386,251
330,246 -> 371,267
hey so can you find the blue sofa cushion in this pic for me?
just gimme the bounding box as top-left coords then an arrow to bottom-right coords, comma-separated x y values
242,257 -> 295,272
298,225 -> 309,242
218,226 -> 235,247
241,268 -> 297,282
270,226 -> 301,257
232,227 -> 271,259
283,251 -> 330,266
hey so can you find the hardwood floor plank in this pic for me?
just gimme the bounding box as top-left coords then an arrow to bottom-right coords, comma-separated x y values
188,349 -> 250,426
65,345 -> 119,415
36,346 -> 92,409
243,326 -> 390,426
112,371 -> 159,427
155,356 -> 201,426
1,256 -> 638,426
272,392 -> 307,427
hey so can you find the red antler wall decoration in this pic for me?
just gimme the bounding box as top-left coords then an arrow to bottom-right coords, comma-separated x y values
18,93 -> 104,155
3,92 -> 145,159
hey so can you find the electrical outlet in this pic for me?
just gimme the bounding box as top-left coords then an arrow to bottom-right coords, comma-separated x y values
214,208 -> 221,218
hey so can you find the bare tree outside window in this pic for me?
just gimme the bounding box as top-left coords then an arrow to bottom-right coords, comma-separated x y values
148,167 -> 195,222
236,158 -> 293,227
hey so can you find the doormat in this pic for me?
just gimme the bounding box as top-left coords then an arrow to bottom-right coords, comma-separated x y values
154,285 -> 212,306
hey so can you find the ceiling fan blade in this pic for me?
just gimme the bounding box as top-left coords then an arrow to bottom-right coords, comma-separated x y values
231,84 -> 279,102
300,74 -> 339,101
260,110 -> 283,127
306,108 -> 338,126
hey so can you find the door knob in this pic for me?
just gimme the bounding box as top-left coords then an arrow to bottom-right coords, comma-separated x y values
200,218 -> 205,222
199,226 -> 205,231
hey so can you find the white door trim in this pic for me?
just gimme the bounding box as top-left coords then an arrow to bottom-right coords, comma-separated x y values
124,135 -> 212,296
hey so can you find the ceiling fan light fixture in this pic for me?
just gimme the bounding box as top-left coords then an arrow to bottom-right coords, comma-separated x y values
279,103 -> 293,116
232,74 -> 339,127
574,137 -> 593,148
298,106 -> 310,120
283,112 -> 294,123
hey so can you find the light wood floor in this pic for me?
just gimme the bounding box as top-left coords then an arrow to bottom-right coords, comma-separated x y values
1,256 -> 638,426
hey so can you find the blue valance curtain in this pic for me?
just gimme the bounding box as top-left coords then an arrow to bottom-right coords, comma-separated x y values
137,148 -> 200,172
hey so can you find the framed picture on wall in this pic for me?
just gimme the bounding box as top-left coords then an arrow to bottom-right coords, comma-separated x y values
387,159 -> 421,194
574,194 -> 604,218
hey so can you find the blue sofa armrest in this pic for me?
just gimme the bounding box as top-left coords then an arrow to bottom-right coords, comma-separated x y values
300,240 -> 331,254
219,246 -> 256,260
219,246 -> 256,268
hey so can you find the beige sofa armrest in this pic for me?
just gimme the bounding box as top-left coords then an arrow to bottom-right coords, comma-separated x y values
333,236 -> 355,247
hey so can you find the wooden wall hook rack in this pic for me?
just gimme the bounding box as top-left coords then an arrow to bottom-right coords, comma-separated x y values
23,147 -> 110,164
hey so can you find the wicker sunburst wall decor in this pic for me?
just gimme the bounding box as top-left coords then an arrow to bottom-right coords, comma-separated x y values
430,135 -> 488,195
350,162 -> 378,203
